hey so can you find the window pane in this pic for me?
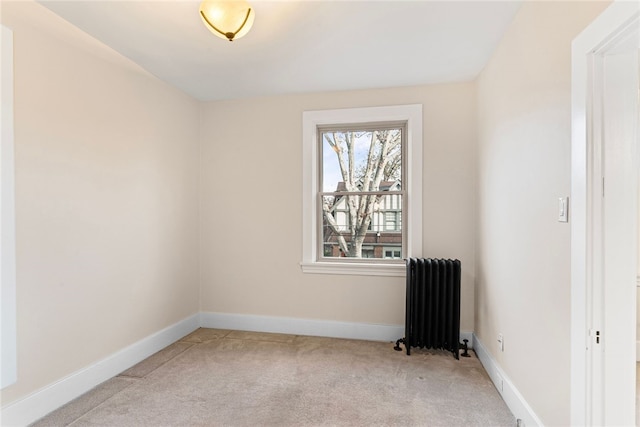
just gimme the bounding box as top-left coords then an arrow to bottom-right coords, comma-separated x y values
321,128 -> 402,193
384,212 -> 396,230
321,194 -> 403,259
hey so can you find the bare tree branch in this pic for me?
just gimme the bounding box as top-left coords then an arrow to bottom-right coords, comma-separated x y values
322,200 -> 350,256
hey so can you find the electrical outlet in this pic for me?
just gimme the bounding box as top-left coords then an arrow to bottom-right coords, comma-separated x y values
497,333 -> 504,352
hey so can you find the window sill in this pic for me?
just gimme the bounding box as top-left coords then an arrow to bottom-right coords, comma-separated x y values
300,261 -> 406,277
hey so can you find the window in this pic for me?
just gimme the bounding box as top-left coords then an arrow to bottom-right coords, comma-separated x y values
361,246 -> 375,258
383,247 -> 402,259
301,105 -> 423,276
319,123 -> 405,261
384,211 -> 401,231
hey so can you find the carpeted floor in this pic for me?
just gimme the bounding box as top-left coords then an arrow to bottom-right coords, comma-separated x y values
32,329 -> 515,426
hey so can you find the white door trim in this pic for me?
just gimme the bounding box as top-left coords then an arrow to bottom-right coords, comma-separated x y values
570,1 -> 640,425
1,24 -> 17,390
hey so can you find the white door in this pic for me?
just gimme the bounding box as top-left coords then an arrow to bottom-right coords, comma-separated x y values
571,2 -> 640,425
601,45 -> 639,425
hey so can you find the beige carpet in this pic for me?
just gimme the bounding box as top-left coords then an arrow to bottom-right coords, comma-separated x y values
32,329 -> 515,426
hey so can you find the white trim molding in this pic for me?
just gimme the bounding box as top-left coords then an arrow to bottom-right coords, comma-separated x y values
200,311 -> 405,342
1,24 -> 17,390
200,311 -> 474,347
473,334 -> 543,427
299,261 -> 405,277
301,104 -> 423,276
0,314 -> 199,427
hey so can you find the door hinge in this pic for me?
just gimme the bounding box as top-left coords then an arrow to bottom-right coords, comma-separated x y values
590,329 -> 602,344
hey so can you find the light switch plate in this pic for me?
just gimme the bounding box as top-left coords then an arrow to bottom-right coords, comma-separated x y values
558,197 -> 569,222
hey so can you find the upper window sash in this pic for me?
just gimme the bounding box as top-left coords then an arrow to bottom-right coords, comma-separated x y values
301,104 -> 423,277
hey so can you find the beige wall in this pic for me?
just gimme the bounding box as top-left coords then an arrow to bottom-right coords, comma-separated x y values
0,2 -> 200,405
475,1 -> 610,425
199,83 -> 477,329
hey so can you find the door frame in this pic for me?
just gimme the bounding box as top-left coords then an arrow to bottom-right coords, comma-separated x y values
570,1 -> 640,424
1,24 -> 17,389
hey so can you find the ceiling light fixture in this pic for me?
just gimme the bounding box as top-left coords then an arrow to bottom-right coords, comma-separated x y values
199,0 -> 255,42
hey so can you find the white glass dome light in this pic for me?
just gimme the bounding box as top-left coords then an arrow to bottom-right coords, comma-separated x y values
199,0 -> 255,42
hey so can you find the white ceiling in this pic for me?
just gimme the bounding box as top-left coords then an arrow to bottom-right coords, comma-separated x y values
38,1 -> 522,102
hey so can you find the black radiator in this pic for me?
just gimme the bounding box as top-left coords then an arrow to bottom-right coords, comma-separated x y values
394,258 -> 462,359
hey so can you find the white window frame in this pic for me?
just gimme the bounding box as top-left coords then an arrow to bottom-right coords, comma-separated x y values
301,104 -> 422,276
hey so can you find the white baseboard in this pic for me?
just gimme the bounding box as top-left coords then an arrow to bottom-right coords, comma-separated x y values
473,333 -> 542,427
1,314 -> 199,427
200,311 -> 404,342
200,311 -> 474,348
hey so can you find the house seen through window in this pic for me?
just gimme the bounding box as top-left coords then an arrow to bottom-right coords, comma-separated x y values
319,123 -> 405,261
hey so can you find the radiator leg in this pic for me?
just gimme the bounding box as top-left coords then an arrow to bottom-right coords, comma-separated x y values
459,339 -> 471,358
